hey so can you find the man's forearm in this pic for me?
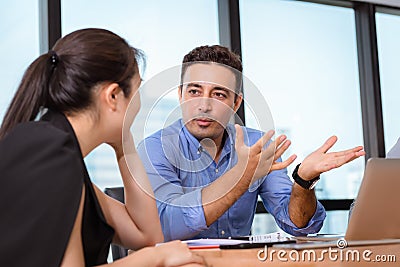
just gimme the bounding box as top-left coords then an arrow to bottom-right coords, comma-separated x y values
288,183 -> 317,228
202,165 -> 253,226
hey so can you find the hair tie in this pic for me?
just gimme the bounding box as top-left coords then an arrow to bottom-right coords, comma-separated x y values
49,50 -> 59,66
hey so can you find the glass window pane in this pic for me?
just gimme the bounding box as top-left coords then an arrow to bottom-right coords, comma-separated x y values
376,12 -> 400,153
252,211 -> 349,235
61,0 -> 219,190
241,0 -> 364,235
0,1 -> 40,122
240,0 -> 364,200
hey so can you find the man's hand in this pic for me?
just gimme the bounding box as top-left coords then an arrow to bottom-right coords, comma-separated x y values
202,125 -> 296,226
298,136 -> 365,180
270,136 -> 297,173
234,125 -> 296,182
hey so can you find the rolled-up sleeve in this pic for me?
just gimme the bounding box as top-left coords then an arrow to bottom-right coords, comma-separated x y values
137,137 -> 208,241
259,164 -> 326,236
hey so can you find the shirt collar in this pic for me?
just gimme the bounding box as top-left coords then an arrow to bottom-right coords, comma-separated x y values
178,119 -> 235,157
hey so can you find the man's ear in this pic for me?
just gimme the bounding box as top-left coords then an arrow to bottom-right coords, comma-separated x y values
233,93 -> 243,112
101,83 -> 121,111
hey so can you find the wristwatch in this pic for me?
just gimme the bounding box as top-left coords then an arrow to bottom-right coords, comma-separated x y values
292,163 -> 320,190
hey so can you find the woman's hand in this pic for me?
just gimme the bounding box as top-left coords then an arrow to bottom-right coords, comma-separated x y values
155,241 -> 206,267
108,131 -> 136,160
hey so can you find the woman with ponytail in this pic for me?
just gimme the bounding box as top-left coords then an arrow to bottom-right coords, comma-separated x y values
0,28 -> 204,267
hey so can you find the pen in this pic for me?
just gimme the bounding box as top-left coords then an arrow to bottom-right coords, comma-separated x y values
220,240 -> 296,249
227,236 -> 251,240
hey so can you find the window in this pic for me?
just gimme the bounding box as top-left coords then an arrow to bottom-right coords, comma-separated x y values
376,12 -> 400,153
0,1 -> 40,121
240,0 -> 363,234
61,0 -> 219,189
253,209 -> 349,235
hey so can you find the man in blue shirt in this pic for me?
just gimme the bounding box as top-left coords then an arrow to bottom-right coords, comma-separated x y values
137,45 -> 365,241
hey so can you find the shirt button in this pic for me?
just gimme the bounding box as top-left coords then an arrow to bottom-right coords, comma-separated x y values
215,168 -> 219,173
221,230 -> 225,235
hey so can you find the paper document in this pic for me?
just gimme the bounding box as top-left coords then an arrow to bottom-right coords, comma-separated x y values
183,238 -> 249,247
181,232 -> 294,249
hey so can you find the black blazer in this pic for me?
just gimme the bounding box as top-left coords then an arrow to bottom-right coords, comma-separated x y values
0,110 -> 114,267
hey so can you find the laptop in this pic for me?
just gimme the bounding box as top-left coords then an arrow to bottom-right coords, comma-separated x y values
345,158 -> 400,241
275,158 -> 400,249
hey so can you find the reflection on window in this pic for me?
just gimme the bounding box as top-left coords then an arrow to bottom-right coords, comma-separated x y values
0,1 -> 39,121
62,0 -> 219,190
376,12 -> 400,153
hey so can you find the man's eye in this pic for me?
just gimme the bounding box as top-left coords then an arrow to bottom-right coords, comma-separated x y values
188,89 -> 200,95
214,92 -> 227,98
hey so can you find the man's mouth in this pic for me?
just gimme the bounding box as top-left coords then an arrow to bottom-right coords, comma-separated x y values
194,118 -> 214,127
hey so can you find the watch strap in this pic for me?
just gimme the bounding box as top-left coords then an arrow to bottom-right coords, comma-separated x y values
292,163 -> 320,190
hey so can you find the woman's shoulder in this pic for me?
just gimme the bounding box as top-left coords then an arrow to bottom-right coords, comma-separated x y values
0,120 -> 83,180
1,120 -> 76,155
4,120 -> 71,141
0,119 -> 84,216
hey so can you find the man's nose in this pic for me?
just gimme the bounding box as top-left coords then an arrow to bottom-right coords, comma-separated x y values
197,97 -> 212,112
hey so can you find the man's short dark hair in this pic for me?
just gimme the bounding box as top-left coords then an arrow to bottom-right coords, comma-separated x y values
180,45 -> 243,94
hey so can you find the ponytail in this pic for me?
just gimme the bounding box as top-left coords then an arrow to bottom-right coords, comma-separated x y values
0,52 -> 55,139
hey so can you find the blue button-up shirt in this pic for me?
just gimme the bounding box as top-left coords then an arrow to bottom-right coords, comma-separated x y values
137,120 -> 326,241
